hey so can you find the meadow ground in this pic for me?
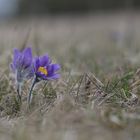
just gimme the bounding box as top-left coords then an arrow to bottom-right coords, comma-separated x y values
0,12 -> 140,140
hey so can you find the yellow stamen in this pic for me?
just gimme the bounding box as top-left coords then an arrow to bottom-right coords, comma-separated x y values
38,67 -> 48,75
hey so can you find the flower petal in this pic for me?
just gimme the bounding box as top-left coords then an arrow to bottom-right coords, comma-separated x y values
52,64 -> 61,71
39,54 -> 51,66
47,74 -> 60,80
47,64 -> 60,76
34,57 -> 40,71
22,47 -> 32,67
13,48 -> 21,66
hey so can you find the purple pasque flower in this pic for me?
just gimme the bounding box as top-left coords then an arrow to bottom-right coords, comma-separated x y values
10,47 -> 34,101
11,47 -> 34,83
34,54 -> 60,81
28,54 -> 60,105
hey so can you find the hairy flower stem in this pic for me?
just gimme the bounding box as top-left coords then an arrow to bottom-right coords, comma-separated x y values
28,76 -> 38,105
17,83 -> 22,103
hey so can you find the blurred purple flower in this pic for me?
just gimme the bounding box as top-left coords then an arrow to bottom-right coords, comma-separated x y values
34,54 -> 60,81
10,47 -> 34,82
10,47 -> 33,101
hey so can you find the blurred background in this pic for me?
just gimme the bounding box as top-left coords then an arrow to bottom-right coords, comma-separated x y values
18,0 -> 138,15
0,0 -> 139,17
0,0 -> 140,72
